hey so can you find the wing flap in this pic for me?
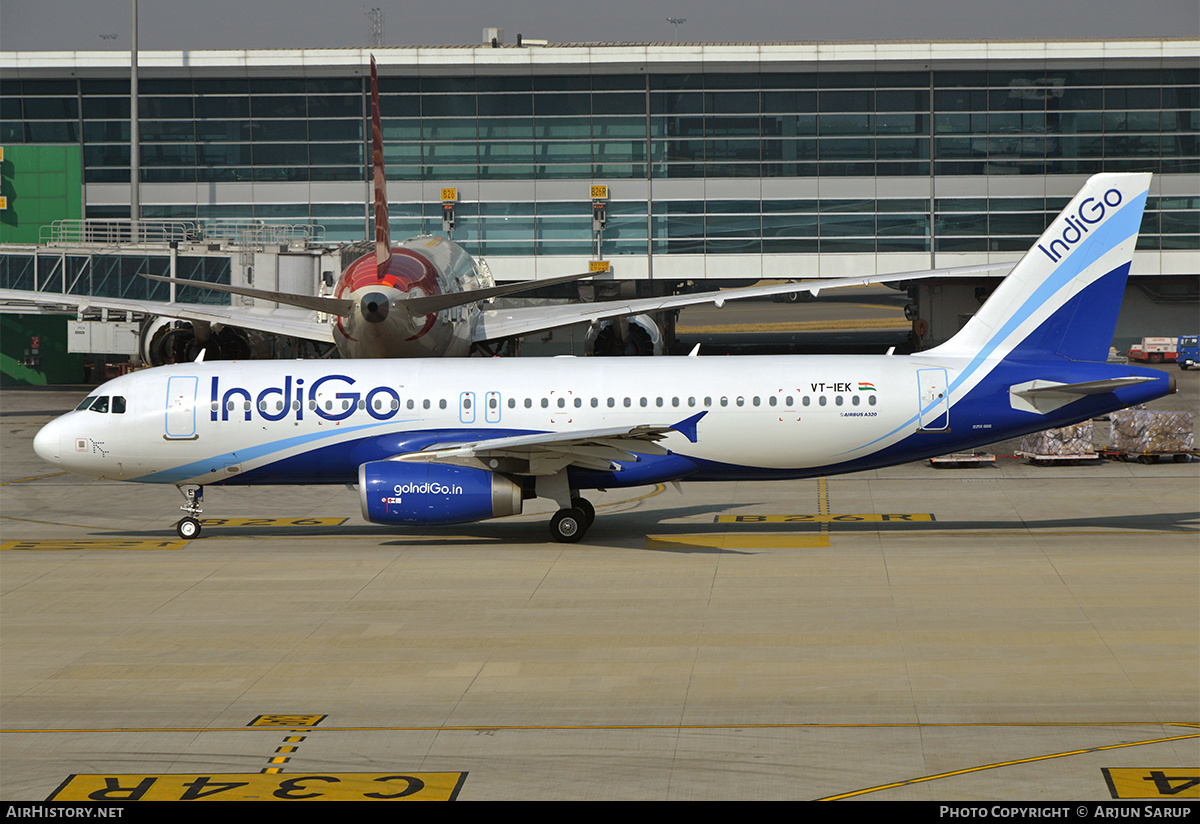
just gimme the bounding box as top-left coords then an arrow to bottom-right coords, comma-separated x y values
391,413 -> 706,475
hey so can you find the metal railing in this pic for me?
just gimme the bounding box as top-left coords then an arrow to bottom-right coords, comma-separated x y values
39,219 -> 201,246
199,220 -> 326,246
39,219 -> 327,248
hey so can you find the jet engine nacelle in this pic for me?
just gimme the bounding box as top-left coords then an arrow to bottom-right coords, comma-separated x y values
585,314 -> 663,356
139,318 -> 254,366
358,461 -> 523,526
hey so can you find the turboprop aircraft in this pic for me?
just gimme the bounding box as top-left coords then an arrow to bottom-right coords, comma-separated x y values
0,56 -> 1011,363
33,173 -> 1173,542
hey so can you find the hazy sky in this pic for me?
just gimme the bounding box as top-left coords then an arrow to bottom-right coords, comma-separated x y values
2,0 -> 1197,52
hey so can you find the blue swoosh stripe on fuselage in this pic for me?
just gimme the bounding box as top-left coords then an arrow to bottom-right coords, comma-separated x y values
148,426 -> 549,486
132,419 -> 416,484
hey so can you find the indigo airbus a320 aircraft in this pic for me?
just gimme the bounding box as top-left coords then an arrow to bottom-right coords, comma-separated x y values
34,173 -> 1174,542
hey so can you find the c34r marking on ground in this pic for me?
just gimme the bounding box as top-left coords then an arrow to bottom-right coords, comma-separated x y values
1,539 -> 188,552
1103,768 -> 1200,798
200,518 -> 349,528
46,772 -> 468,801
716,513 -> 936,523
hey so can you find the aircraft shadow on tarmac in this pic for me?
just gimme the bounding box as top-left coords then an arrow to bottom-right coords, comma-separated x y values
89,503 -> 1199,553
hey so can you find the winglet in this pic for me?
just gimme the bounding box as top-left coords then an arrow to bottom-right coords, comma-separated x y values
671,411 -> 707,444
369,56 -> 391,281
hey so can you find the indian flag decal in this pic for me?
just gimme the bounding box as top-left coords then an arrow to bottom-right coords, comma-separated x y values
857,382 -> 876,391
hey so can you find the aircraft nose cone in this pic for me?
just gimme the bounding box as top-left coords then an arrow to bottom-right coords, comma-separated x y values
360,292 -> 390,323
33,418 -> 63,465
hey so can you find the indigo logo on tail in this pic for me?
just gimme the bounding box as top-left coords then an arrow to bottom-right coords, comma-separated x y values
1037,188 -> 1124,262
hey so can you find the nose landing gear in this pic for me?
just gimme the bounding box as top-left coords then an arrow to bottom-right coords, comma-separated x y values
176,484 -> 203,539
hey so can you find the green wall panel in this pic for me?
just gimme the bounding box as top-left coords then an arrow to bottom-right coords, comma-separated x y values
0,145 -> 84,244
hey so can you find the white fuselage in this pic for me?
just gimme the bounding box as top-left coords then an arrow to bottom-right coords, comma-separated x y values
35,355 -> 959,486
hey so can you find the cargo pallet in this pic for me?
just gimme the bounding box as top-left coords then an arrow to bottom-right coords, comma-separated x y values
1015,451 -> 1102,466
929,452 -> 997,467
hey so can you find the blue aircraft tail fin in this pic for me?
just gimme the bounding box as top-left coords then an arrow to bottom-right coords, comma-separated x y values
931,173 -> 1151,364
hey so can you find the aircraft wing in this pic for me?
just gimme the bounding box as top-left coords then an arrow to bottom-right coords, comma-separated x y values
0,288 -> 335,343
473,262 -> 1013,343
390,412 -> 706,474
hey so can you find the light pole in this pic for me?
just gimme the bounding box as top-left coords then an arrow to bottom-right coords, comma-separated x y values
130,0 -> 139,242
666,17 -> 687,42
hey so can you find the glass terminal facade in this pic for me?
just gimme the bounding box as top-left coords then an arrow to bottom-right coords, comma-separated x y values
1,43 -> 1196,270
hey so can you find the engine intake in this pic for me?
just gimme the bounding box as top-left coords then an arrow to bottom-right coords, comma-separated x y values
359,461 -> 523,526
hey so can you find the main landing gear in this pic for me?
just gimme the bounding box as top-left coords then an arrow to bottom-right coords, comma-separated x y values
175,484 -> 203,539
549,496 -> 596,543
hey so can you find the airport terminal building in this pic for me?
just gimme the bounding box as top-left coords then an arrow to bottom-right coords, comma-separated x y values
0,38 -> 1197,372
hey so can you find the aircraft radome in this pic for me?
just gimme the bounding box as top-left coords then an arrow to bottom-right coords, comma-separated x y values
33,173 -> 1173,542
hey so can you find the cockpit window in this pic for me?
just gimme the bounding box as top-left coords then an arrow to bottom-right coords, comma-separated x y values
112,396 -> 126,414
89,396 -> 110,413
76,396 -> 97,411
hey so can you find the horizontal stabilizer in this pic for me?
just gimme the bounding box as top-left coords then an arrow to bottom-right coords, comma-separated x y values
145,271 -> 597,321
1009,376 -> 1156,415
142,273 -> 356,316
396,270 -> 597,316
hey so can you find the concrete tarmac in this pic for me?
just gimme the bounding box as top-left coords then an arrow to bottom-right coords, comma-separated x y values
1,372 -> 1196,802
